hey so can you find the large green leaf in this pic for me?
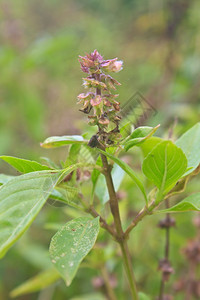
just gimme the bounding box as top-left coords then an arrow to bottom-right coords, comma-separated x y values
157,193 -> 200,213
0,170 -> 62,258
10,268 -> 60,298
0,156 -> 52,173
49,217 -> 100,286
98,149 -> 147,204
0,176 -> 81,209
40,135 -> 87,148
142,141 -> 187,195
176,122 -> 200,175
124,125 -> 160,151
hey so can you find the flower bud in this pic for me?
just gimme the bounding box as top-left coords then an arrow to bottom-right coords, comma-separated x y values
101,58 -> 123,73
110,60 -> 123,72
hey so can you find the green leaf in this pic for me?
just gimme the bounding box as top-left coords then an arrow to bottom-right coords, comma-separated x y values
95,163 -> 125,204
40,135 -> 87,148
0,170 -> 62,258
10,268 -> 60,298
98,149 -> 147,204
142,141 -> 187,195
124,125 -> 160,151
49,217 -> 100,286
176,122 -> 200,175
0,174 -> 16,185
156,193 -> 200,213
138,137 -> 163,157
0,156 -> 52,173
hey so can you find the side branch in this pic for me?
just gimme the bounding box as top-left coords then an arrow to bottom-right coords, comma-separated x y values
124,201 -> 156,238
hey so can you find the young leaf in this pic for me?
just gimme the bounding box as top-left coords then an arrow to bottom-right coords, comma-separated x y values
0,170 -> 62,258
40,135 -> 87,148
124,125 -> 160,151
10,268 -> 60,298
0,156 -> 52,173
142,141 -> 187,195
49,217 -> 100,286
156,193 -> 200,213
98,149 -> 147,204
176,122 -> 200,175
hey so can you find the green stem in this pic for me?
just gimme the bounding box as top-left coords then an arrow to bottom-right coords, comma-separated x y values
120,241 -> 139,300
100,153 -> 124,237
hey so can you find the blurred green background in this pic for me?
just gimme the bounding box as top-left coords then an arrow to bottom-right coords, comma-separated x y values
0,0 -> 200,299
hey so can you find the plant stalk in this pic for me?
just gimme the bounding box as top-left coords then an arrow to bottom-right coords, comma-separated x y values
100,153 -> 124,238
119,240 -> 139,300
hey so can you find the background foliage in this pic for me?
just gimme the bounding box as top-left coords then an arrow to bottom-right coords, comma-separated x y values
0,0 -> 200,299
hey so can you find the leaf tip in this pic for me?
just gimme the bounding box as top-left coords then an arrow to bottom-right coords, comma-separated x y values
66,278 -> 72,286
40,142 -> 49,149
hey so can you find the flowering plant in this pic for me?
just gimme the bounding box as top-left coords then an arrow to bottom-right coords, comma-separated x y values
0,50 -> 200,300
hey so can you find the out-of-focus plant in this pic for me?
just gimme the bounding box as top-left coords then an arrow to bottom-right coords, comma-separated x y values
0,50 -> 200,300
